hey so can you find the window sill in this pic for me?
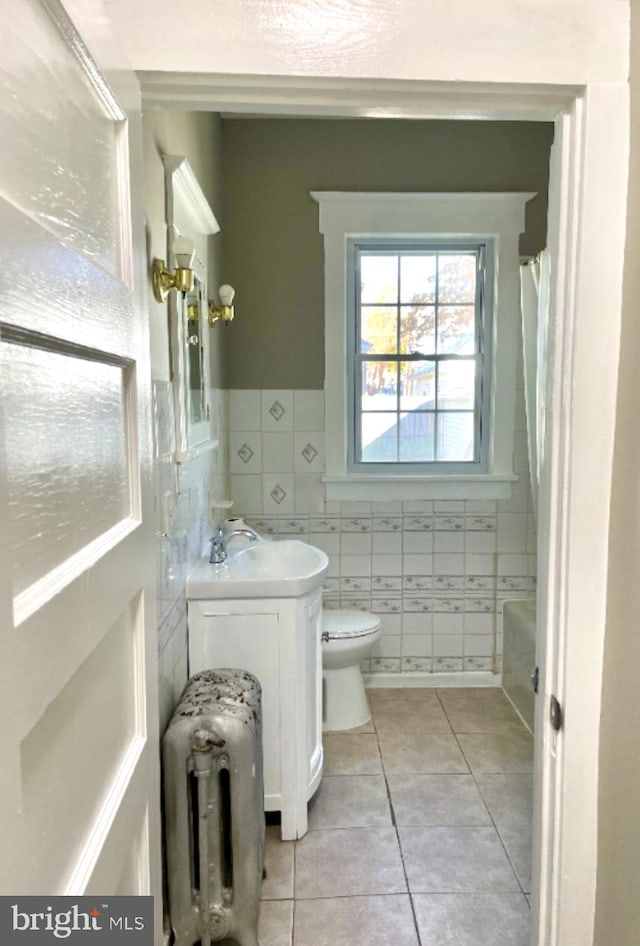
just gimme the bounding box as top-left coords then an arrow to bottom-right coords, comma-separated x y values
322,473 -> 518,502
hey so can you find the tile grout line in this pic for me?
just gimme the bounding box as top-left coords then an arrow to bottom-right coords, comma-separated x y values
372,710 -> 425,946
435,688 -> 531,898
279,692 -> 531,943
378,692 -> 526,901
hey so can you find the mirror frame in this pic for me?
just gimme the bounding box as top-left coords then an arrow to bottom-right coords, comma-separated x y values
164,155 -> 220,462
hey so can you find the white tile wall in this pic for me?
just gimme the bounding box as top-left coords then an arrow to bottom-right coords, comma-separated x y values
263,473 -> 295,514
293,390 -> 325,430
263,432 -> 294,472
153,382 -> 228,722
230,388 -> 325,514
229,432 -> 262,474
229,389 -> 261,431
261,390 -> 294,431
230,385 -> 536,677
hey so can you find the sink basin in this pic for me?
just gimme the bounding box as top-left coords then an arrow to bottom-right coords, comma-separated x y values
187,539 -> 329,599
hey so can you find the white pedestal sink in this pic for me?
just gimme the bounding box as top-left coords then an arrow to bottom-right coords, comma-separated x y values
187,540 -> 328,840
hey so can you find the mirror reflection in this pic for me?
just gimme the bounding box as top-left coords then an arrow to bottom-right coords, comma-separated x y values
186,275 -> 206,426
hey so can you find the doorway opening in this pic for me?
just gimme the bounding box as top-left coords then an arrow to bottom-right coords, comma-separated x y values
143,75 -> 627,946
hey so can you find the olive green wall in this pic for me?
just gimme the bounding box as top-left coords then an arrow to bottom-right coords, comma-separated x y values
221,118 -> 553,389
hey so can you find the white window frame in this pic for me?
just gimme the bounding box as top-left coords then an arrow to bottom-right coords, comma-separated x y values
348,238 -> 491,473
311,191 -> 535,501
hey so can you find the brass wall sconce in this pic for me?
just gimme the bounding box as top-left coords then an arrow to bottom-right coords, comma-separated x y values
209,285 -> 236,326
152,236 -> 196,303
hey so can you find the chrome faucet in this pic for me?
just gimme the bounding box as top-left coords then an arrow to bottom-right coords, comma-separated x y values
209,526 -> 259,564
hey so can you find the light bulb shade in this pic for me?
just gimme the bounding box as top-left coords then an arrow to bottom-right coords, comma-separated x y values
218,284 -> 235,306
172,236 -> 195,269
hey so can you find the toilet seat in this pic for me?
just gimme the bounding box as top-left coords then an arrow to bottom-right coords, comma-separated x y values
322,608 -> 381,641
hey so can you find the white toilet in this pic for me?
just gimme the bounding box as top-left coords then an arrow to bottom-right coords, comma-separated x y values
321,609 -> 382,731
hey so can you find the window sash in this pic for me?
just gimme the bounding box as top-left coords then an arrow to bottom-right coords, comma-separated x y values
350,242 -> 487,471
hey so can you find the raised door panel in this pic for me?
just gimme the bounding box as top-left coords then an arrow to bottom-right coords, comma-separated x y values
2,0 -> 128,277
19,601 -> 145,891
2,331 -> 138,625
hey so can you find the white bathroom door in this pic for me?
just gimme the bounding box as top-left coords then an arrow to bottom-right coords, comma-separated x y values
0,0 -> 162,924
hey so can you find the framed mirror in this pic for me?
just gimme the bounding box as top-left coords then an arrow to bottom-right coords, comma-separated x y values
164,155 -> 220,461
185,273 -> 207,430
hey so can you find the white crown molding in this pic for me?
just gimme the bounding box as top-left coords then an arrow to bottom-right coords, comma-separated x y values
139,72 -> 580,121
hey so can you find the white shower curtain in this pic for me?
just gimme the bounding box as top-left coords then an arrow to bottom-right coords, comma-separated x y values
520,250 -> 550,517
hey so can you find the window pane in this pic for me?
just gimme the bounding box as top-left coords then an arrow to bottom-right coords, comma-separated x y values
400,255 -> 436,303
438,360 -> 476,410
400,361 -> 435,412
361,413 -> 398,462
361,361 -> 398,411
360,255 -> 398,304
437,306 -> 476,354
400,305 -> 435,355
360,306 -> 398,354
353,242 -> 485,469
437,412 -> 475,461
438,254 -> 476,303
399,411 -> 435,461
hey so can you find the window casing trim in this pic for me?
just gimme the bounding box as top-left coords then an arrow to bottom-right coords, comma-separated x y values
311,191 -> 535,501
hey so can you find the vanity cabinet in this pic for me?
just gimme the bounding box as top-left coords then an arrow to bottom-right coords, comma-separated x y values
187,589 -> 323,840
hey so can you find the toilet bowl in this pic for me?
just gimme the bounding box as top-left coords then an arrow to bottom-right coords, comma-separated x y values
321,608 -> 382,732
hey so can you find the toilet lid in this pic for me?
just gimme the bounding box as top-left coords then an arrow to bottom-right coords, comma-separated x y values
322,608 -> 381,640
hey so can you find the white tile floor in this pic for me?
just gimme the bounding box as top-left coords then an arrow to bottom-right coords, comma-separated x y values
258,687 -> 532,946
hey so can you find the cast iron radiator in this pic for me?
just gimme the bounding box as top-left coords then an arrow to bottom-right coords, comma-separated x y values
163,669 -> 265,946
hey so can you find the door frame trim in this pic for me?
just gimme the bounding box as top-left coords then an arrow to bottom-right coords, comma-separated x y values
138,72 -> 629,945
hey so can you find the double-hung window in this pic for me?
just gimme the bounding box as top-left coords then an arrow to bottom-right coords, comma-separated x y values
351,241 -> 489,473
312,191 -> 533,501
